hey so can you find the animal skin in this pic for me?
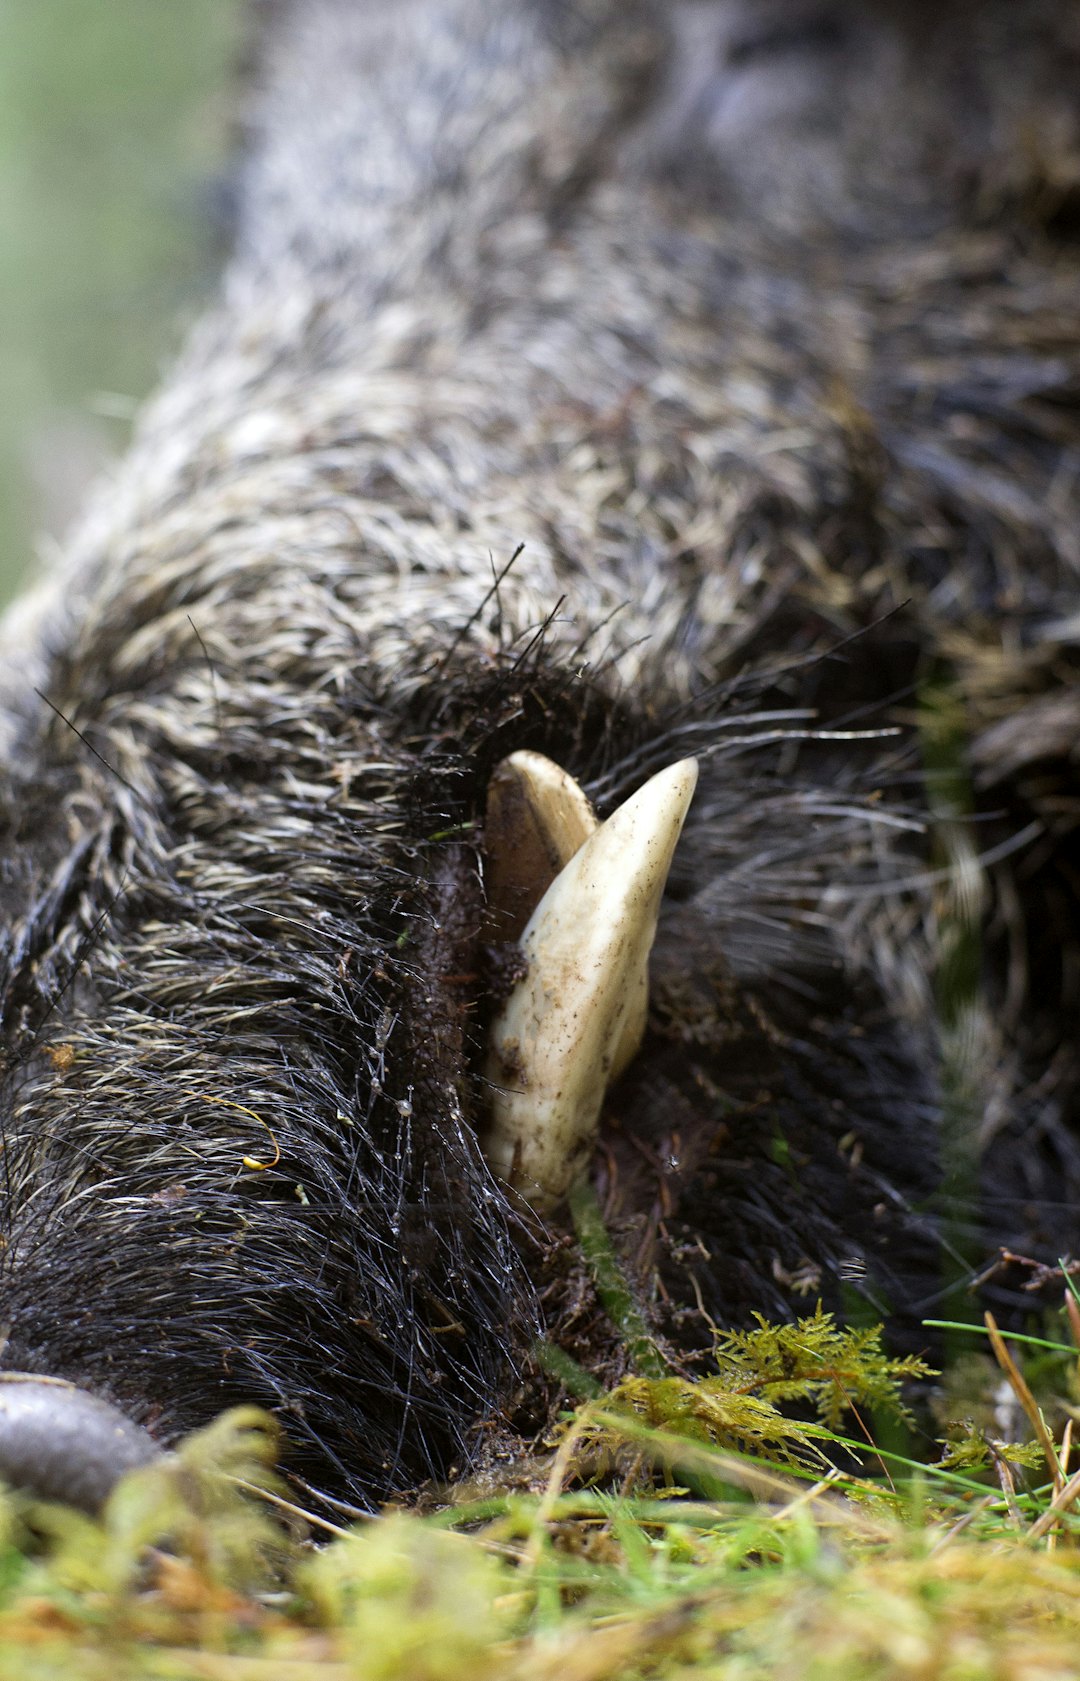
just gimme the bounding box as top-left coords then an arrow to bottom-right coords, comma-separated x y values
0,0 -> 1078,1511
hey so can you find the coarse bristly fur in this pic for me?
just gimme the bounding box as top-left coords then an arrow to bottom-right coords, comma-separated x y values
0,0 -> 1079,1506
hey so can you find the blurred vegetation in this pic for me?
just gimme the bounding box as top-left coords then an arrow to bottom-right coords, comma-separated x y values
3,1300 -> 1080,1681
0,1114 -> 1074,1675
0,1186 -> 1076,1676
0,0 -> 242,604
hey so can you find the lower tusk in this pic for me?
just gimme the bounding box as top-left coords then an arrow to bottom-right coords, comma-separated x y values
483,757 -> 699,1209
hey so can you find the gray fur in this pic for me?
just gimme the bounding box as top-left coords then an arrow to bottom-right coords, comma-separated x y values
1,0 -> 1078,1504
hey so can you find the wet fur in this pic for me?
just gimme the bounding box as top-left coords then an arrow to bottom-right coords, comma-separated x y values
0,0 -> 1079,1502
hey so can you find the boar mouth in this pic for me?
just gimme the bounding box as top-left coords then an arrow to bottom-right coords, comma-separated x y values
0,1372 -> 159,1514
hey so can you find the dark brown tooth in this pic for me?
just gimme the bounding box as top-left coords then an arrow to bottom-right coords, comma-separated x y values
484,751 -> 598,944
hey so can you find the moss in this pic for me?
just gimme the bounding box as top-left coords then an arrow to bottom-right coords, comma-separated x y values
1,1312 -> 1080,1678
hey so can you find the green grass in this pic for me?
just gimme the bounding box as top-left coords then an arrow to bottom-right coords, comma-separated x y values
3,1136 -> 1074,1678
1,1301 -> 1079,1680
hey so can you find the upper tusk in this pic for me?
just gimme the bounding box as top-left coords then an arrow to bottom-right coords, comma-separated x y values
483,756 -> 699,1209
484,750 -> 598,944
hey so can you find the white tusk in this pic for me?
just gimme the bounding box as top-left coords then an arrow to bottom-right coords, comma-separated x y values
483,756 -> 699,1209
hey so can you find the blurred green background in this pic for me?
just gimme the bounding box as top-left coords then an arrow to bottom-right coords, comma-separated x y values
0,0 -> 243,606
